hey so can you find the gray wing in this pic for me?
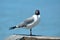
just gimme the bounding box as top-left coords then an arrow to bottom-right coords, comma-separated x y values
24,17 -> 34,24
17,17 -> 34,27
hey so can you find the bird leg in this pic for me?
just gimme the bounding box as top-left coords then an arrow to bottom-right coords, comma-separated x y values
30,28 -> 32,36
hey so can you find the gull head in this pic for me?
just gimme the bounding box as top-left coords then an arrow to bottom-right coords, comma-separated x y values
35,10 -> 40,15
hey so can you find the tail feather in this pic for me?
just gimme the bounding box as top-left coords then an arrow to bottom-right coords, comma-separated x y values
9,26 -> 16,30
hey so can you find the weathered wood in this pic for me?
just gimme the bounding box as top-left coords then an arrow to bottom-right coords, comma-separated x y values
5,35 -> 60,40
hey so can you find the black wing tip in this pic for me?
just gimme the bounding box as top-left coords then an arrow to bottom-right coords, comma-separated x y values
9,26 -> 16,30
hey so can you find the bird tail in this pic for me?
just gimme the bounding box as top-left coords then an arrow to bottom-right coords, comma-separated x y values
9,26 -> 17,30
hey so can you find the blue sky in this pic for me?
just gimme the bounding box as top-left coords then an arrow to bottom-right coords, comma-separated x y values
0,0 -> 60,40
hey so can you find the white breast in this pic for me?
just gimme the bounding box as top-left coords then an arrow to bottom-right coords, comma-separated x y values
26,15 -> 40,29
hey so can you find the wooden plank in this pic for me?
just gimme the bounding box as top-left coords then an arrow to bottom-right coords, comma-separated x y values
5,35 -> 60,40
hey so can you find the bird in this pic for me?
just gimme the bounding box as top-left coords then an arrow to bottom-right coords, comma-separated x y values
9,10 -> 40,36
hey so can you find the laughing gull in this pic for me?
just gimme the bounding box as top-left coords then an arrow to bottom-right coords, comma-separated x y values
9,10 -> 40,36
